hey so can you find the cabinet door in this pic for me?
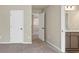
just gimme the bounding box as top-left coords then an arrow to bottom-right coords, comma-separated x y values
66,33 -> 71,48
71,36 -> 78,48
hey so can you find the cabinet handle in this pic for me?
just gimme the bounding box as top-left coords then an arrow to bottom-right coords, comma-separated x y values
78,36 -> 79,48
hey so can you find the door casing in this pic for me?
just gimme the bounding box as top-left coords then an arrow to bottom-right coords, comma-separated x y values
61,6 -> 66,52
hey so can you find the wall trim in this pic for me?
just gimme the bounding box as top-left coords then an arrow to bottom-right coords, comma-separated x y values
46,41 -> 62,53
60,6 -> 65,53
0,42 -> 32,44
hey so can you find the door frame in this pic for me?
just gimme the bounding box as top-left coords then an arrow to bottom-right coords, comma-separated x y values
61,6 -> 66,52
32,13 -> 45,41
32,13 -> 39,41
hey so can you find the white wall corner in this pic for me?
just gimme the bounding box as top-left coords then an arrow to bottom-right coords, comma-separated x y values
61,6 -> 66,53
46,41 -> 63,53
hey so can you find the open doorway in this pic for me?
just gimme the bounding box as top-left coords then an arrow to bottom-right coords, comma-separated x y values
32,13 -> 40,40
32,13 -> 45,42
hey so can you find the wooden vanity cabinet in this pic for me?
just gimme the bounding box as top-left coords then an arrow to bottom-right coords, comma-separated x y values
66,32 -> 79,50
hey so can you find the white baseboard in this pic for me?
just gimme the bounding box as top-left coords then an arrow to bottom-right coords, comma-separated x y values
46,41 -> 62,53
0,42 -> 32,44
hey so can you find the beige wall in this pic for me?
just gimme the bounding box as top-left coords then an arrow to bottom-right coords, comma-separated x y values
45,6 -> 61,49
32,9 -> 42,13
0,5 -> 32,42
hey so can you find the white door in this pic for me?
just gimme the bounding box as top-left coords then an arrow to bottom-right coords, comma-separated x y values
10,10 -> 24,43
61,6 -> 65,52
39,13 -> 45,41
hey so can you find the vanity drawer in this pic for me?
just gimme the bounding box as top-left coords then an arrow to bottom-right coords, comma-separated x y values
71,32 -> 79,36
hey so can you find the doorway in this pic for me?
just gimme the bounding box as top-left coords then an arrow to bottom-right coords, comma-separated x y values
32,13 -> 45,42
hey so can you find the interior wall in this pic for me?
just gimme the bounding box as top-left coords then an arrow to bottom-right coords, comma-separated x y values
32,9 -> 42,13
0,5 -> 32,42
45,5 -> 61,49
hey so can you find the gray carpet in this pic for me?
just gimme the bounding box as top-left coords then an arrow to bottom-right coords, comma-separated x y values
0,36 -> 57,53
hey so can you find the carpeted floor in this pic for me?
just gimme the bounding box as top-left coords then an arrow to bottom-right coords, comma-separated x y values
0,36 -> 57,53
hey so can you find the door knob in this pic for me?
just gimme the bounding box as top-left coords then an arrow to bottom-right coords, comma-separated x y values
20,28 -> 23,30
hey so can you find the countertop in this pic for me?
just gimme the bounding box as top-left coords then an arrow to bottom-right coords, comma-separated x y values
65,30 -> 79,32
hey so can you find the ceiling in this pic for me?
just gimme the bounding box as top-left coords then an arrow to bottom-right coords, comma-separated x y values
32,5 -> 48,10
